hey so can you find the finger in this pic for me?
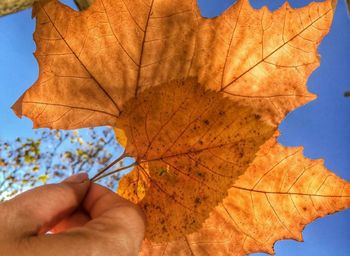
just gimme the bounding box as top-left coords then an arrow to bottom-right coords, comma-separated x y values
83,183 -> 136,218
50,207 -> 90,233
51,184 -> 146,253
83,183 -> 146,233
82,183 -> 146,253
0,173 -> 90,239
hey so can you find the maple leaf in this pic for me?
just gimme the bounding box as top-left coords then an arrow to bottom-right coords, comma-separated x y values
139,135 -> 350,255
10,0 -> 350,255
12,0 -> 334,127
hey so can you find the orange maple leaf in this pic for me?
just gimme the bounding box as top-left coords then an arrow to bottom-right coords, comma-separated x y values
13,0 -> 334,127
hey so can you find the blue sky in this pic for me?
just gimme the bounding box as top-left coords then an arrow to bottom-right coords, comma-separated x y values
0,0 -> 349,255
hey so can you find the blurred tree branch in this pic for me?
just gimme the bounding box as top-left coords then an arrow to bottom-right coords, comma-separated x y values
0,0 -> 93,17
0,0 -> 36,16
345,91 -> 350,97
74,0 -> 94,11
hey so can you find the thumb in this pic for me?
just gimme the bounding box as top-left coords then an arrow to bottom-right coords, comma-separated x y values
0,173 -> 90,240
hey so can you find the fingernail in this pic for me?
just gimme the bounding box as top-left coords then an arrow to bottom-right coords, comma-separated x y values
64,172 -> 89,183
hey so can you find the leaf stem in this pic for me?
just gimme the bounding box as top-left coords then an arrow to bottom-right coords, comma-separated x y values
90,152 -> 126,181
91,162 -> 137,182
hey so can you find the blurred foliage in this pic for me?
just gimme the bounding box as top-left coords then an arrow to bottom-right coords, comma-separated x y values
0,128 -> 121,201
345,91 -> 350,97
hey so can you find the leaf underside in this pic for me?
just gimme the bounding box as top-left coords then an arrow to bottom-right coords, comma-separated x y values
117,79 -> 276,241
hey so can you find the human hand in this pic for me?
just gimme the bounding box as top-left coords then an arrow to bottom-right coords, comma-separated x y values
0,173 -> 146,256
